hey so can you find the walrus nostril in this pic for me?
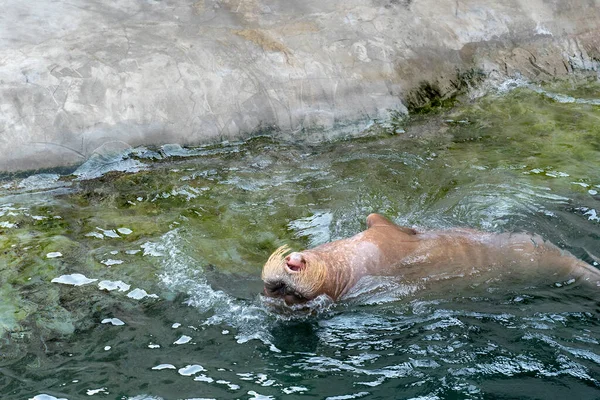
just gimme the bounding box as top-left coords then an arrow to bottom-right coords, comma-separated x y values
285,252 -> 306,272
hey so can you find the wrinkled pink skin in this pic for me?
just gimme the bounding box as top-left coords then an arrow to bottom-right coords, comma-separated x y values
262,214 -> 600,303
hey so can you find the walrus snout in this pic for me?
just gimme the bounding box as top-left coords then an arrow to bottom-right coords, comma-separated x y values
285,252 -> 306,272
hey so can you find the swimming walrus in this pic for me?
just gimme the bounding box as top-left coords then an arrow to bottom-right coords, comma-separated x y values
262,213 -> 600,304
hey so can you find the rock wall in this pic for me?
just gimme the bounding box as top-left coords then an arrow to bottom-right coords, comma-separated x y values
1,0 -> 599,171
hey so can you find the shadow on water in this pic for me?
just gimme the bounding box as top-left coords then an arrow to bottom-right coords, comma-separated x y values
1,78 -> 600,399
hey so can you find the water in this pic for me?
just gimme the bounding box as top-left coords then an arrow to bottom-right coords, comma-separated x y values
1,78 -> 600,399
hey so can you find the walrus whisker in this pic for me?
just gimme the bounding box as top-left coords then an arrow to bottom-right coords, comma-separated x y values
261,245 -> 291,281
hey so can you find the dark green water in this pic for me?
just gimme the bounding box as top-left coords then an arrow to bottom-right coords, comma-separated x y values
2,79 -> 600,399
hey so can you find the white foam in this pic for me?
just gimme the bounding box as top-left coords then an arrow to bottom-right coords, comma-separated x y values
174,335 -> 192,345
171,186 -> 201,201
495,77 -> 529,94
155,230 -> 277,347
572,182 -> 590,188
217,380 -> 241,390
126,395 -> 165,400
29,395 -> 68,400
141,241 -> 165,257
127,288 -> 158,300
97,228 -> 120,238
85,232 -> 104,239
247,391 -> 275,400
152,364 -> 176,370
193,374 -> 214,383
325,392 -> 371,400
101,318 -> 125,326
86,387 -> 109,395
584,209 -> 600,222
282,386 -> 309,394
0,221 -> 17,228
118,228 -> 133,235
52,274 -> 97,286
178,364 -> 206,376
101,259 -> 123,266
98,280 -> 131,292
46,252 -> 63,258
172,323 -> 182,328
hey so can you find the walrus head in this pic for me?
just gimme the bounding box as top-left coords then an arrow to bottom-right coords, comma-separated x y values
261,245 -> 329,305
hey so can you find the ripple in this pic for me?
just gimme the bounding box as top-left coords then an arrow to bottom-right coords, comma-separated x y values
288,211 -> 333,247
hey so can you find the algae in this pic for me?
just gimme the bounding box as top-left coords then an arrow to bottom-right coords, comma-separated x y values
405,69 -> 486,114
0,75 -> 599,346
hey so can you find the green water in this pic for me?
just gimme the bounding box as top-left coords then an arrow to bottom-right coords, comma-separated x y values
1,79 -> 600,399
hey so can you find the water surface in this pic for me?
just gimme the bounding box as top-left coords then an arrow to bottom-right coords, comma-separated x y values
2,79 -> 600,399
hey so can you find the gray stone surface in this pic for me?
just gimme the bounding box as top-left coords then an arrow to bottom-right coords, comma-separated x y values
1,0 -> 599,171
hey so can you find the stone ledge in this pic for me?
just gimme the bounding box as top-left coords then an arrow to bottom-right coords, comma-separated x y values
1,0 -> 599,171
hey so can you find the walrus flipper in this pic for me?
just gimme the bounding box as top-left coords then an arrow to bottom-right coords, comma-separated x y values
366,213 -> 417,235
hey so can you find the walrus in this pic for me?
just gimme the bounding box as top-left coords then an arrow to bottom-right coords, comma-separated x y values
262,213 -> 600,305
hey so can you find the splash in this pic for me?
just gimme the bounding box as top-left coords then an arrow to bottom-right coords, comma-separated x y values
154,230 -> 277,346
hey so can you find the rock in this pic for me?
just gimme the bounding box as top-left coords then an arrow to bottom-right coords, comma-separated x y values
1,0 -> 599,171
